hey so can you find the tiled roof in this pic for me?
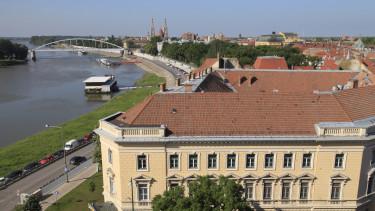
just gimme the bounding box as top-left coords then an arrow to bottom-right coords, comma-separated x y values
253,56 -> 288,69
215,70 -> 357,93
321,59 -> 339,70
363,59 -> 375,74
192,58 -> 218,76
113,86 -> 375,136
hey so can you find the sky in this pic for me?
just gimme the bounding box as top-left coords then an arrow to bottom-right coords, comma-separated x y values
0,0 -> 374,37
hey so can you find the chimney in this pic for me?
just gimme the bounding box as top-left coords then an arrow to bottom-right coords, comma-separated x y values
175,78 -> 181,86
184,83 -> 193,92
159,83 -> 166,92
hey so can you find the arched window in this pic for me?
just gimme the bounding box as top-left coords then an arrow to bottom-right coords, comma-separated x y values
250,76 -> 258,85
240,76 -> 248,85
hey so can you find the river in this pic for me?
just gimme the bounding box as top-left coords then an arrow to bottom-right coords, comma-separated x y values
0,40 -> 144,147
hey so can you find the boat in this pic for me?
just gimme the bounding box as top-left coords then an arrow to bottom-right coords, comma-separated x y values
77,50 -> 87,56
83,75 -> 119,94
96,58 -> 121,66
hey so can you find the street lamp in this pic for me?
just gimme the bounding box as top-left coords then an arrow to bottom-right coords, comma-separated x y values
45,124 -> 69,183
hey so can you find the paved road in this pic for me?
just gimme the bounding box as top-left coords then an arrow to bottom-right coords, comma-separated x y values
0,143 -> 95,211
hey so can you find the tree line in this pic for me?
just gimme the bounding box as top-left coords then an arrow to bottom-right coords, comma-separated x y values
0,39 -> 28,60
144,37 -> 320,68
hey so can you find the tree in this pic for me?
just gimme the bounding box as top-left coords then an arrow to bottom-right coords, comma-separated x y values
144,36 -> 162,56
23,195 -> 41,211
152,176 -> 251,211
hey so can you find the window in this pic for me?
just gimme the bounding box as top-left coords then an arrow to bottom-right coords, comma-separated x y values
302,153 -> 312,168
108,148 -> 112,164
263,182 -> 273,200
189,154 -> 198,169
283,153 -> 293,168
208,154 -> 217,169
300,182 -> 309,200
227,153 -> 236,169
334,154 -> 344,168
245,182 -> 254,200
331,182 -> 341,200
138,184 -> 148,201
264,154 -> 274,169
169,154 -> 179,169
109,176 -> 115,194
246,154 -> 256,169
169,182 -> 179,189
281,182 -> 291,200
137,155 -> 147,170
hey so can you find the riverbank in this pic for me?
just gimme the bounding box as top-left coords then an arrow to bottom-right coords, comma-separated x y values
0,60 -> 27,67
0,72 -> 165,176
135,57 -> 176,87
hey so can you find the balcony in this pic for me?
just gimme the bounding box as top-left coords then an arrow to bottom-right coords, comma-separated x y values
248,199 -> 357,208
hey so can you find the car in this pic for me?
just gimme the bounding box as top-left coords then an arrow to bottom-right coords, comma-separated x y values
0,177 -> 5,186
39,155 -> 54,165
23,161 -> 40,173
5,170 -> 23,182
83,132 -> 95,142
69,156 -> 87,165
52,149 -> 65,159
64,139 -> 79,151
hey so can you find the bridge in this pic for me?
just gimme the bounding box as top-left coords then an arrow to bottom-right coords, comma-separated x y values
30,38 -> 125,60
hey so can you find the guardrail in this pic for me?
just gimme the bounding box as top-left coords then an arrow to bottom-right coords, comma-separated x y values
0,140 -> 94,190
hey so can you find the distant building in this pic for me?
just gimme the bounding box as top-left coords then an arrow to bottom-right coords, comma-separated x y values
255,33 -> 284,46
237,39 -> 256,46
253,56 -> 288,69
279,32 -> 302,44
353,39 -> 365,50
181,32 -> 198,41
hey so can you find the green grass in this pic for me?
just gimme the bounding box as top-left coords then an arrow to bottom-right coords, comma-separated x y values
46,173 -> 103,211
0,73 -> 164,176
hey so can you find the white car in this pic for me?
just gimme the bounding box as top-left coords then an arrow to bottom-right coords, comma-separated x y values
0,177 -> 5,186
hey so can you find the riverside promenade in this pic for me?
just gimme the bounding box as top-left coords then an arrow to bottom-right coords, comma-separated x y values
135,57 -> 176,87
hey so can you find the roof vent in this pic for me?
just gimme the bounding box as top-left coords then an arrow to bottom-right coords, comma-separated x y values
171,108 -> 177,114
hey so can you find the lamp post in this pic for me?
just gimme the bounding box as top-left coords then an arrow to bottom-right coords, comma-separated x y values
45,124 -> 69,183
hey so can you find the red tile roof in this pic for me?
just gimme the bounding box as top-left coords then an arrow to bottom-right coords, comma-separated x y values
363,59 -> 375,74
320,59 -> 339,70
192,58 -> 218,77
253,56 -> 288,69
215,70 -> 357,93
113,86 -> 375,136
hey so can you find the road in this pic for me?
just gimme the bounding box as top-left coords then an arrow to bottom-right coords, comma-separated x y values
0,143 -> 95,211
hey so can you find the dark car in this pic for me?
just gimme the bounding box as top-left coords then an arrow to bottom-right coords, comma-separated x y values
69,156 -> 87,165
83,132 -> 96,142
5,170 -> 23,182
23,161 -> 40,173
52,150 -> 65,159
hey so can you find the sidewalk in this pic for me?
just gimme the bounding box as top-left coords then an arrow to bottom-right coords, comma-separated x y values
41,163 -> 98,210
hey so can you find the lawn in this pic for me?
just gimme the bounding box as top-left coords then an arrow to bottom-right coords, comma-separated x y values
0,72 -> 164,176
46,173 -> 103,211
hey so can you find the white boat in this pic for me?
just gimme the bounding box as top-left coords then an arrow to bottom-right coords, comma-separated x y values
78,50 -> 87,56
83,75 -> 119,94
96,58 -> 121,66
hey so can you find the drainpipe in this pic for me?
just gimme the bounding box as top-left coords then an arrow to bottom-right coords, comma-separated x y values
164,142 -> 168,190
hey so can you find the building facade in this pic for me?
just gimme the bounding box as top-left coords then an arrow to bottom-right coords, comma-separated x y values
96,85 -> 375,211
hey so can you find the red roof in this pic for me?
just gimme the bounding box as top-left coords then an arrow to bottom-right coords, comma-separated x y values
112,85 -> 375,136
215,70 -> 357,93
294,66 -> 314,70
320,59 -> 339,70
253,56 -> 288,69
363,59 -> 375,74
192,58 -> 218,77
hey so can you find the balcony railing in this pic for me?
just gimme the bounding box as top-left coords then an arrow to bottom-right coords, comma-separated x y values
247,199 -> 357,208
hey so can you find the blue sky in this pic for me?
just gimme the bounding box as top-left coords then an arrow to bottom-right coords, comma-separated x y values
0,0 -> 374,37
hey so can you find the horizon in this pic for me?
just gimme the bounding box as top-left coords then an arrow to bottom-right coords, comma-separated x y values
1,0 -> 375,37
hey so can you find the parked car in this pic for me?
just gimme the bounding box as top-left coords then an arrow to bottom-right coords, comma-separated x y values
23,161 -> 40,173
5,170 -> 23,182
69,156 -> 87,165
64,139 -> 80,151
52,149 -> 65,159
39,155 -> 54,165
0,177 -> 5,186
83,133 -> 93,142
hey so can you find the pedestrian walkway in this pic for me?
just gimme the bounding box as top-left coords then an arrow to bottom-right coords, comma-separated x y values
41,163 -> 98,210
136,57 -> 176,87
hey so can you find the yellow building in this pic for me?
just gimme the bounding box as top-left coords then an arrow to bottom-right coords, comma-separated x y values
96,78 -> 375,210
279,32 -> 303,44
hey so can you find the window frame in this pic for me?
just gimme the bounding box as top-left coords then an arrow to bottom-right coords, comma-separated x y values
109,176 -> 115,194
302,153 -> 313,169
330,181 -> 342,200
207,153 -> 219,170
283,153 -> 294,169
262,181 -> 273,200
137,183 -> 149,202
108,148 -> 112,164
334,153 -> 346,169
299,181 -> 310,200
188,153 -> 199,170
245,153 -> 257,170
264,153 -> 276,170
244,182 -> 255,200
169,153 -> 180,170
281,181 -> 292,200
226,153 -> 238,170
136,154 -> 149,172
